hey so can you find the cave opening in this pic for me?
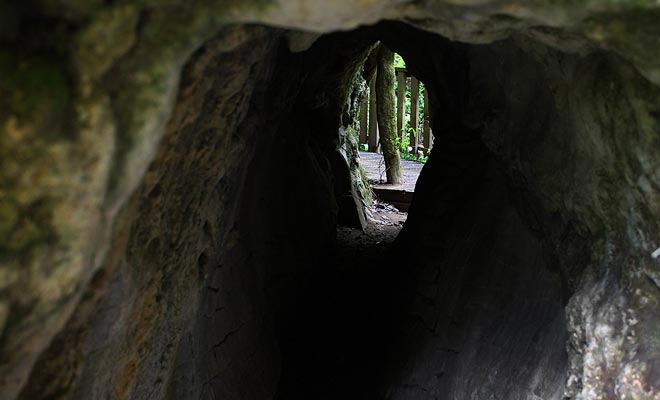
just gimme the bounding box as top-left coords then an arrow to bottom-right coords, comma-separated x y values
4,4 -> 660,400
5,20 -> 610,400
227,21 -> 572,399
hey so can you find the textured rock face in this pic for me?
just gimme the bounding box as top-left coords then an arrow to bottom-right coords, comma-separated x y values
7,24 -> 373,399
1,1 -> 659,399
382,22 -> 660,398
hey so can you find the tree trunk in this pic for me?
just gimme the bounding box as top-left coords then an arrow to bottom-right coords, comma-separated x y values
422,86 -> 432,153
368,76 -> 379,152
410,77 -> 420,155
396,70 -> 407,139
364,47 -> 380,153
376,45 -> 403,184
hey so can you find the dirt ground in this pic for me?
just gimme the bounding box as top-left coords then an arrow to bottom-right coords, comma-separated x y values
336,200 -> 407,255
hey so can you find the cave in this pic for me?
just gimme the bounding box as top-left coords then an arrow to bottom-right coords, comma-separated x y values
1,2 -> 659,400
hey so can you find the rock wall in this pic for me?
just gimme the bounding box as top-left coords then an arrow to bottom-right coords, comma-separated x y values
468,37 -> 660,399
385,22 -> 660,399
1,1 -> 659,399
5,23 -> 371,400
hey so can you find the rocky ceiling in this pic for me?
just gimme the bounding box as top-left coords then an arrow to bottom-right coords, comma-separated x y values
1,1 -> 659,399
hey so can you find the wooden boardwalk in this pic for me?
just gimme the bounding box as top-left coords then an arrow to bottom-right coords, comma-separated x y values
359,151 -> 424,211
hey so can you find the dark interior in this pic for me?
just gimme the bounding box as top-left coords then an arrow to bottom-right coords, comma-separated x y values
3,7 -> 660,400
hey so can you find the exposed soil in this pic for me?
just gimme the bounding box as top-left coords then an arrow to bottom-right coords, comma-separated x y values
337,201 -> 407,256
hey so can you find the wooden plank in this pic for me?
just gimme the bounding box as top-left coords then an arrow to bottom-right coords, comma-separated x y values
395,67 -> 408,74
422,86 -> 431,153
410,77 -> 419,154
368,76 -> 379,152
359,94 -> 368,144
372,187 -> 413,212
396,71 -> 406,139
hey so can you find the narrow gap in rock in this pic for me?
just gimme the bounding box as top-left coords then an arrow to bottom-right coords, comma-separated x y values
273,42 -> 429,398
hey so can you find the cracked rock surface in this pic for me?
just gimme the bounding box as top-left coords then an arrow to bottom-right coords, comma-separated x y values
1,1 -> 659,399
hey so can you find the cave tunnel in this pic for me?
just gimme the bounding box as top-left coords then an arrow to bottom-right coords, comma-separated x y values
1,2 -> 660,400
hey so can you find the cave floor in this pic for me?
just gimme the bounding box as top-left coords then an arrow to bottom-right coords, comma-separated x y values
337,201 -> 407,259
276,201 -> 406,399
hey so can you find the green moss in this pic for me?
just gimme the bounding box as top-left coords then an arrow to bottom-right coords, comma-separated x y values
103,0 -> 273,200
346,125 -> 359,140
0,199 -> 18,239
0,51 -> 72,141
72,4 -> 140,88
0,299 -> 37,348
358,165 -> 372,205
0,197 -> 57,261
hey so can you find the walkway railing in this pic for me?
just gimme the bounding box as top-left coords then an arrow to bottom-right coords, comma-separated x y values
359,67 -> 433,155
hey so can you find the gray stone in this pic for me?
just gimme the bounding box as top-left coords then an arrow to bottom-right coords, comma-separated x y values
0,1 -> 658,399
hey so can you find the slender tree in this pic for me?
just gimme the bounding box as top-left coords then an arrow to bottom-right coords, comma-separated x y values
363,46 -> 379,153
376,45 -> 404,184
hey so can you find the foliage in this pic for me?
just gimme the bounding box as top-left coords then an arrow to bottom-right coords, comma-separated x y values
401,152 -> 428,163
395,125 -> 430,163
359,52 -> 430,164
393,58 -> 426,137
394,129 -> 410,152
394,53 -> 406,68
